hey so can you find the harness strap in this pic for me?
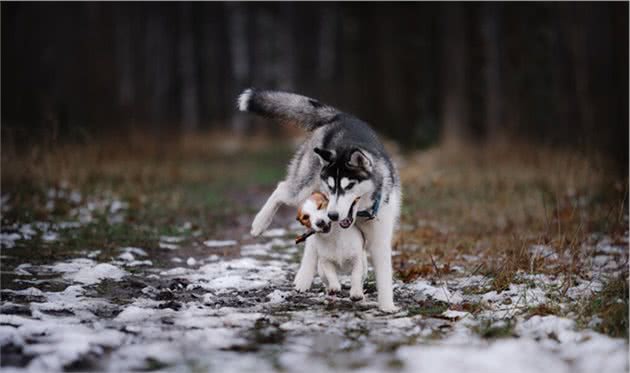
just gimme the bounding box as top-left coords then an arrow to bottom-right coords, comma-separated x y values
356,189 -> 381,220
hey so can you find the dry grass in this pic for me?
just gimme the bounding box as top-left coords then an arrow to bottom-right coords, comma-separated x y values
395,142 -> 627,289
1,130 -> 292,189
2,134 -> 627,310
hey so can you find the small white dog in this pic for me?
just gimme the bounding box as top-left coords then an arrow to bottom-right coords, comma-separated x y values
294,192 -> 367,301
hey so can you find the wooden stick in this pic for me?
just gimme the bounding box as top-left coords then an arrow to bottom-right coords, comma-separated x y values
295,229 -> 316,244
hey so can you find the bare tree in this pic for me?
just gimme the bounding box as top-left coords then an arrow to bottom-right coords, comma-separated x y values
440,3 -> 469,146
226,3 -> 249,133
481,3 -> 504,143
178,3 -> 199,132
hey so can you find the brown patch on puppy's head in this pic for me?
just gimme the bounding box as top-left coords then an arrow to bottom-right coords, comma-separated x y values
311,192 -> 328,210
296,192 -> 328,228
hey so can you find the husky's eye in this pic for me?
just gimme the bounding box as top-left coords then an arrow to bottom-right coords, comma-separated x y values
327,176 -> 335,189
346,183 -> 355,190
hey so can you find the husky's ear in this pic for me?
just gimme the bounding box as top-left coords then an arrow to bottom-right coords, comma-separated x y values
348,149 -> 373,172
314,147 -> 335,164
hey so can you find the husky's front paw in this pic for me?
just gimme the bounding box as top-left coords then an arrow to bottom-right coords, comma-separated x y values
250,212 -> 271,237
349,290 -> 364,302
294,279 -> 312,293
378,303 -> 400,313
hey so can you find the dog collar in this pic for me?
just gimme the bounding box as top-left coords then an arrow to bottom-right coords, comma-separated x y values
357,190 -> 381,220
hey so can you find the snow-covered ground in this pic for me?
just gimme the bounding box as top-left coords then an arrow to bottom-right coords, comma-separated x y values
1,189 -> 628,372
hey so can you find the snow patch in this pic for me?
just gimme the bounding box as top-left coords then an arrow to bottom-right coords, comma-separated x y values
262,228 -> 288,238
397,339 -> 570,373
411,279 -> 464,304
203,239 -> 237,248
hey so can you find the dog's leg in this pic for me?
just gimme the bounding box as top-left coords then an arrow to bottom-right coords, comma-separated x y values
318,259 -> 341,294
364,204 -> 399,313
317,260 -> 328,287
294,242 -> 317,292
349,255 -> 364,301
251,181 -> 294,236
369,238 -> 397,312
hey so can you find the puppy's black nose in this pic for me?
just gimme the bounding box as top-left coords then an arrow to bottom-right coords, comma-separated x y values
328,212 -> 339,221
316,220 -> 326,228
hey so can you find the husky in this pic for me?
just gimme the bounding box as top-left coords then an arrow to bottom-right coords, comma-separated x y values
294,192 -> 368,301
238,88 -> 401,312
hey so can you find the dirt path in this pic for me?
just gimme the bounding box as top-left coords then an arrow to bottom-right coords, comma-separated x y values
1,144 -> 628,372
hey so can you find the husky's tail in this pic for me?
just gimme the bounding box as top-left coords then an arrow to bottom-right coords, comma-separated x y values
237,89 -> 339,131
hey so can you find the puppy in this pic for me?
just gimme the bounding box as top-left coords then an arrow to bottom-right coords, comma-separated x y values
294,192 -> 368,301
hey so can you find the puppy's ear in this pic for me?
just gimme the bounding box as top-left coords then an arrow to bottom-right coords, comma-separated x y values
348,149 -> 373,172
314,147 -> 335,164
313,192 -> 328,209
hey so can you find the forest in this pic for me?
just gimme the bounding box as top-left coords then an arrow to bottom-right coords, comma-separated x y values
2,2 -> 627,167
1,3 -> 628,372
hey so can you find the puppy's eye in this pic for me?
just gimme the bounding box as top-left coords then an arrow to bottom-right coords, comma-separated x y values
346,183 -> 355,190
303,214 -> 310,221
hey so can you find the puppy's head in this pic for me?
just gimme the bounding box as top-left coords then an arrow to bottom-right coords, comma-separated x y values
296,192 -> 331,233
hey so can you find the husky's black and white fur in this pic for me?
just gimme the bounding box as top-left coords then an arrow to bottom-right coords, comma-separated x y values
238,89 -> 401,312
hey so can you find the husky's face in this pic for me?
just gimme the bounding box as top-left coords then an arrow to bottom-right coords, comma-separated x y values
297,192 -> 331,233
314,147 -> 374,229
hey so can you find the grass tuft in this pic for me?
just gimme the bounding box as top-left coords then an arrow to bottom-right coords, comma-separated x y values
574,274 -> 629,339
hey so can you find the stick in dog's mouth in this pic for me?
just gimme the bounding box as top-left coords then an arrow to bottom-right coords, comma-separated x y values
295,229 -> 316,244
340,197 -> 360,229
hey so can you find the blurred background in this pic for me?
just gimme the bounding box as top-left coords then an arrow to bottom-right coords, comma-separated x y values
2,2 -> 628,169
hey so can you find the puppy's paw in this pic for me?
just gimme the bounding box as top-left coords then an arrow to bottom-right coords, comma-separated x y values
349,291 -> 364,302
378,303 -> 400,313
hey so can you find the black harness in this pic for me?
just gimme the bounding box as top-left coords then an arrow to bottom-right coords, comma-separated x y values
356,189 -> 382,220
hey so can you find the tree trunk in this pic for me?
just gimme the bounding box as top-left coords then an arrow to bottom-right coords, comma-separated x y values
226,3 -> 249,133
440,3 -> 469,147
481,3 -> 504,143
178,3 -> 199,132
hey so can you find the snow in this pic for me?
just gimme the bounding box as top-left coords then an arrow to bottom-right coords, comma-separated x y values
203,239 -> 238,248
119,247 -> 148,256
442,309 -> 471,320
159,242 -> 179,250
51,259 -> 127,285
515,315 -> 629,373
19,224 -> 37,239
118,252 -> 135,261
397,339 -> 570,373
1,233 -> 21,248
266,289 -> 291,304
41,232 -> 59,242
160,235 -> 186,243
262,228 -> 288,237
114,305 -> 157,323
241,243 -> 271,256
410,279 -> 464,304
1,221 -> 627,373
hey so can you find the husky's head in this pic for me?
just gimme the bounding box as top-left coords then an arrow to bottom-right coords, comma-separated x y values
314,147 -> 375,229
297,192 -> 332,233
